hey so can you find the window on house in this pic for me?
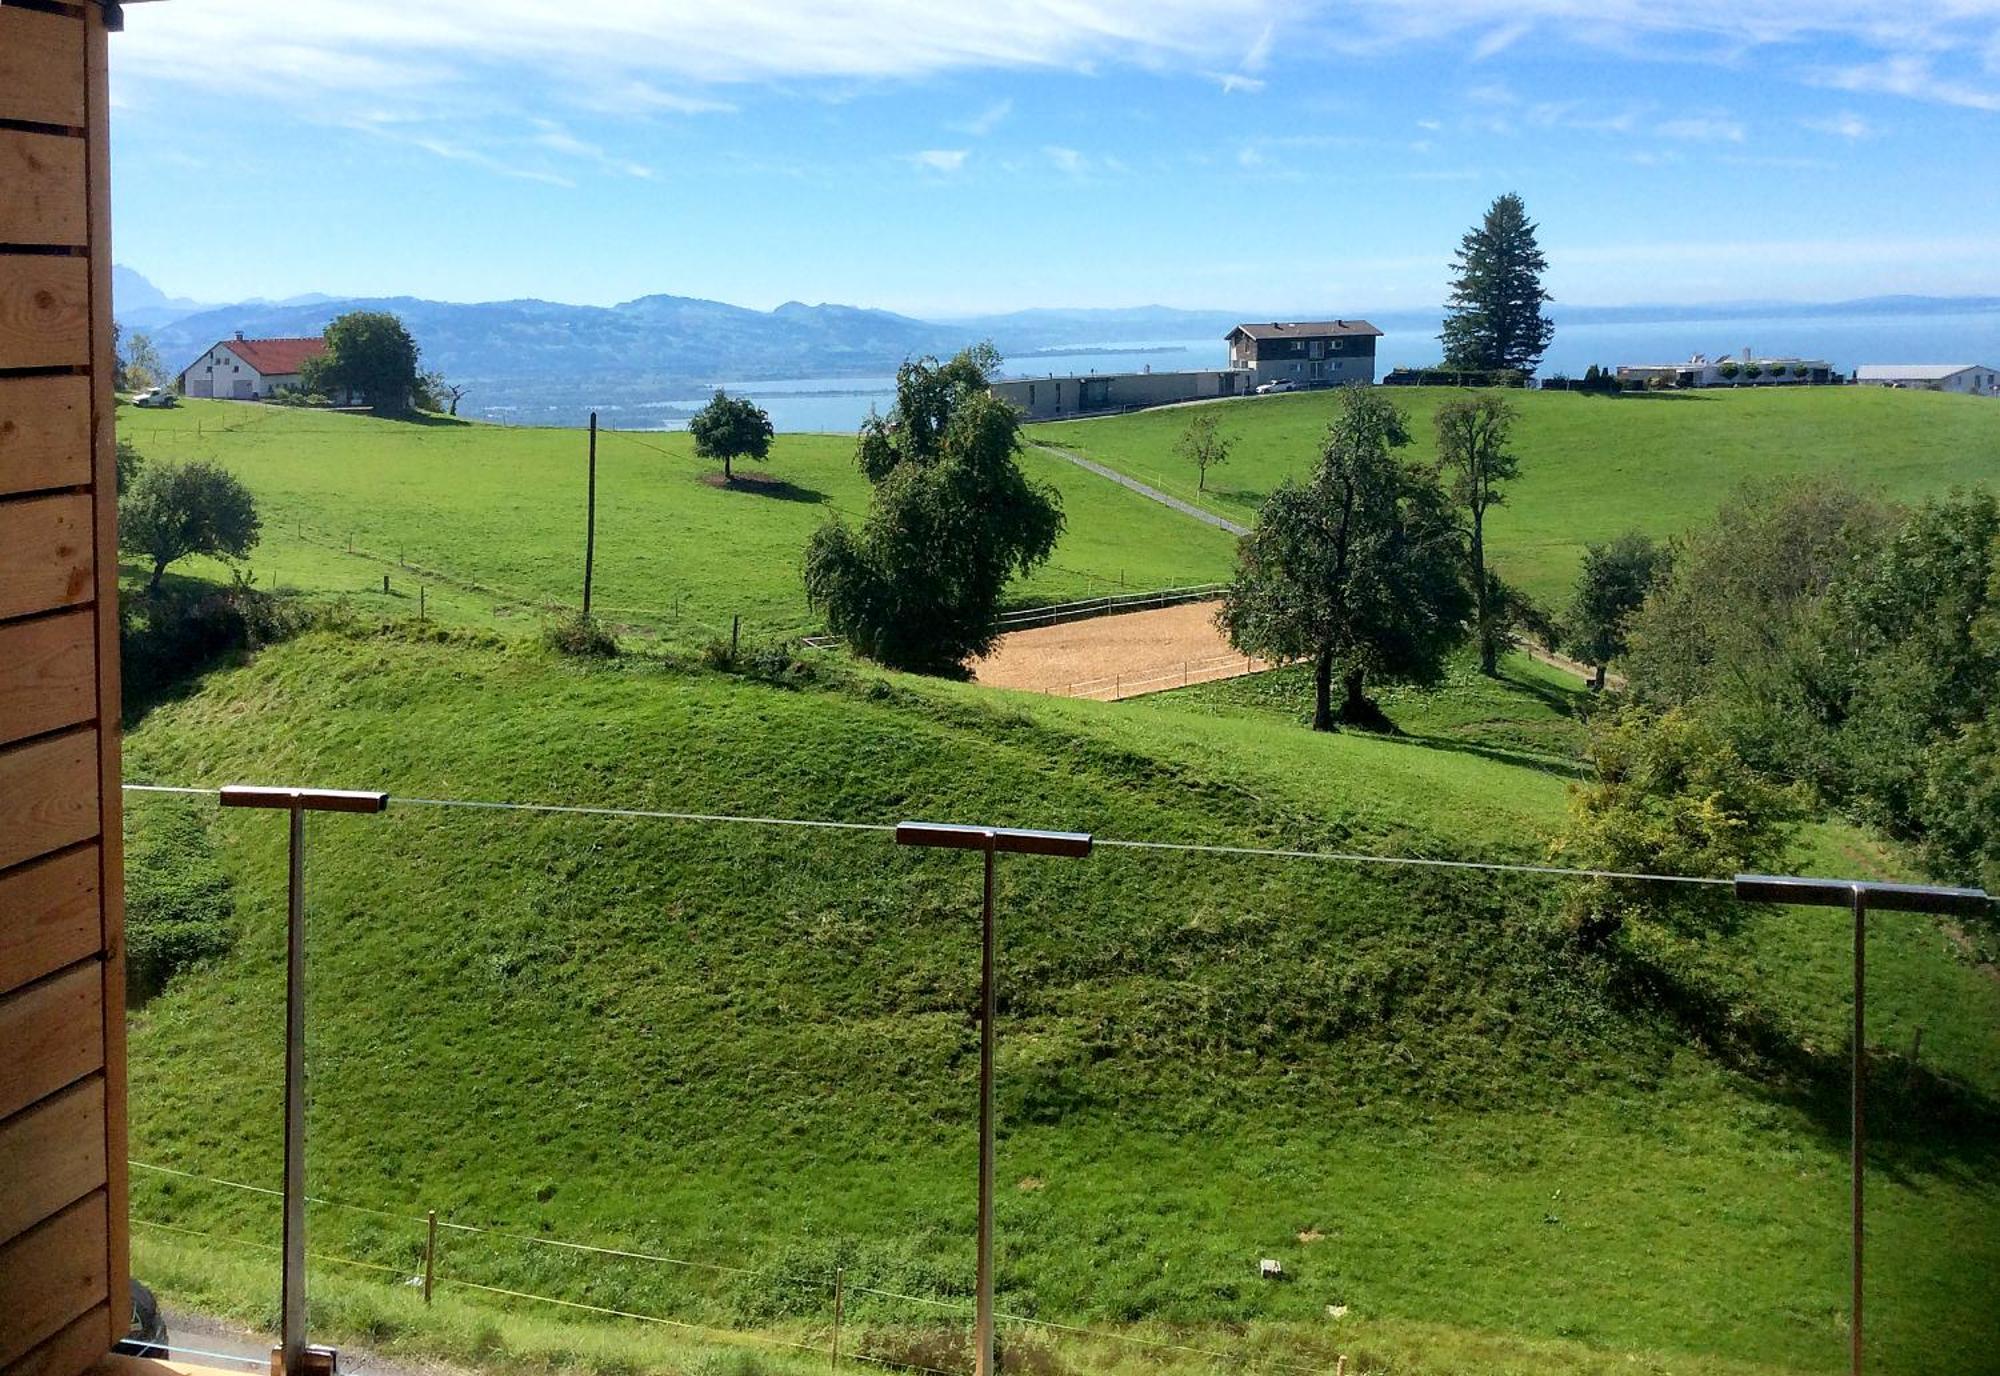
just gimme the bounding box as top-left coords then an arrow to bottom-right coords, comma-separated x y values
1333,339 -> 1344,351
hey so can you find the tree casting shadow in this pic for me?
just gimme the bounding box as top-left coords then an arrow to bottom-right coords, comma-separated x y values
700,471 -> 827,504
1607,941 -> 2000,1180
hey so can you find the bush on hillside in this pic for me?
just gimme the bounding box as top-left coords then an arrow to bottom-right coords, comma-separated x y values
121,576 -> 315,710
541,609 -> 619,657
1554,706 -> 1805,950
124,803 -> 235,1002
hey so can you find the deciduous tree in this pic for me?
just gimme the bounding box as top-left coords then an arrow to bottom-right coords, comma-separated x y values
302,311 -> 422,415
1219,386 -> 1470,730
1175,410 -> 1232,493
1439,193 -> 1556,375
804,346 -> 1063,672
1564,532 -> 1670,690
120,459 -> 261,592
689,390 -> 775,482
1435,393 -> 1521,675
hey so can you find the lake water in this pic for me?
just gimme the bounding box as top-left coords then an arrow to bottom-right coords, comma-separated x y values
641,309 -> 1998,433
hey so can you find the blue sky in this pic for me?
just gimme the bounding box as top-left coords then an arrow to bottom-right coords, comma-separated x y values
109,1 -> 2000,317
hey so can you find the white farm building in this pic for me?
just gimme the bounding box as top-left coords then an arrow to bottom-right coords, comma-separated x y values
178,332 -> 326,400
1853,364 -> 1997,395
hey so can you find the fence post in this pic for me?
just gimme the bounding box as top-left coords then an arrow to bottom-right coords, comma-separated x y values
732,615 -> 741,659
895,824 -> 1093,1376
423,1210 -> 437,1305
382,574 -> 389,595
831,1266 -> 844,1369
419,587 -> 426,623
1733,873 -> 1991,1376
220,785 -> 391,1376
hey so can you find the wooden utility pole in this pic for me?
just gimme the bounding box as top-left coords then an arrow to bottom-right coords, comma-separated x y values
582,412 -> 599,618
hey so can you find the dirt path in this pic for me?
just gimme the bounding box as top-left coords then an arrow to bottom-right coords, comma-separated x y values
1029,443 -> 1248,536
973,599 -> 1269,700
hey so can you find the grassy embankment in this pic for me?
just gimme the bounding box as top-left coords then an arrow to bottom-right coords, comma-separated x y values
116,401 -> 1236,644
1028,386 -> 2000,607
119,629 -> 2000,1376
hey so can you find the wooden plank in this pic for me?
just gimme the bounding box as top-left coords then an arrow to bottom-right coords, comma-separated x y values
0,7 -> 86,129
0,611 -> 96,748
5,1303 -> 112,1376
82,6 -> 129,1336
0,375 -> 92,497
0,1077 -> 105,1240
0,845 -> 99,1000
0,730 -> 98,874
0,131 -> 87,247
0,257 -> 90,370
0,1191 -> 108,1368
0,493 -> 94,622
0,962 -> 102,1125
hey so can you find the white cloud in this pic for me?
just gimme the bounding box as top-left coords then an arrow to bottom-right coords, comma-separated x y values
532,123 -> 654,178
1044,145 -> 1088,174
1818,54 -> 2000,113
1800,111 -> 1874,138
1212,72 -> 1267,94
951,98 -> 1014,136
1656,115 -> 1746,141
908,148 -> 970,173
116,1 -> 1303,106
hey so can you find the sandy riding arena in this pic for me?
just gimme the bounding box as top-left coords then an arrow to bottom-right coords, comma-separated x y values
973,600 -> 1270,700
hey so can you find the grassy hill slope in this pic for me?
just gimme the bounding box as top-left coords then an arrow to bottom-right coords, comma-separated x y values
120,629 -> 2000,1376
119,401 -> 1237,641
1028,387 -> 2000,605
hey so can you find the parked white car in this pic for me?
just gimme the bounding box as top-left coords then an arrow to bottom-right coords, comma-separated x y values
130,388 -> 178,409
1254,379 -> 1300,395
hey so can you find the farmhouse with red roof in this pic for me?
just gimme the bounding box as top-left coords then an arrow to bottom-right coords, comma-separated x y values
178,331 -> 331,400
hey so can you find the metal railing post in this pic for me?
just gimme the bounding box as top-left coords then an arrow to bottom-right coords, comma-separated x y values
222,786 -> 390,1376
896,823 -> 1093,1376
1734,873 -> 1990,1376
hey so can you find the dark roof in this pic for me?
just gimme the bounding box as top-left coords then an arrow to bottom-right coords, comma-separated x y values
1228,320 -> 1382,340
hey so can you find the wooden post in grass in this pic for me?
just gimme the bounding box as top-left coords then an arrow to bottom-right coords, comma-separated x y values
423,1210 -> 437,1305
583,412 -> 599,619
830,1266 -> 844,1369
382,574 -> 389,595
732,615 -> 741,659
419,587 -> 426,623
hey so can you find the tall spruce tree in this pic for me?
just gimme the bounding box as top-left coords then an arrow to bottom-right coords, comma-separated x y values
1439,193 -> 1556,375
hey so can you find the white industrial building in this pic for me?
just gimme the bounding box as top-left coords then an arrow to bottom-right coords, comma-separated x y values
1853,364 -> 1997,395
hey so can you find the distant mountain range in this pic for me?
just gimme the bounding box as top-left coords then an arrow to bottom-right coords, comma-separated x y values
114,266 -> 1998,426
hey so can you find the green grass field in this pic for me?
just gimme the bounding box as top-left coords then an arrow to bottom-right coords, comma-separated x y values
119,400 -> 1237,642
118,630 -> 2000,1376
1028,387 -> 2000,606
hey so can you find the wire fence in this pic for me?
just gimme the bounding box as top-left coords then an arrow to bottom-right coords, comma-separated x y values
118,779 -> 1982,1376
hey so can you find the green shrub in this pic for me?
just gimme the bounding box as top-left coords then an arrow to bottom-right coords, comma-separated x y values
124,804 -> 235,1001
541,610 -> 619,657
121,577 -> 315,709
1553,706 -> 1806,949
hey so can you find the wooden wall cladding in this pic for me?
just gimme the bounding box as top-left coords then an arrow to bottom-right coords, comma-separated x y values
0,845 -> 101,1000
0,610 -> 97,748
0,129 -> 88,247
0,730 -> 100,875
0,1191 -> 110,1367
0,963 -> 104,1126
0,492 -> 94,621
1,6 -> 127,1368
0,375 -> 94,497
0,5 -> 87,128
0,1077 -> 106,1241
0,257 -> 91,370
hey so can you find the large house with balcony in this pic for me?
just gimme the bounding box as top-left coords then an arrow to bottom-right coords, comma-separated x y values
1226,320 -> 1383,388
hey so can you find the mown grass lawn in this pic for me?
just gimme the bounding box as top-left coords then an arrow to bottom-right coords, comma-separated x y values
1029,386 -> 2000,606
118,400 -> 1237,643
119,630 -> 2000,1376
